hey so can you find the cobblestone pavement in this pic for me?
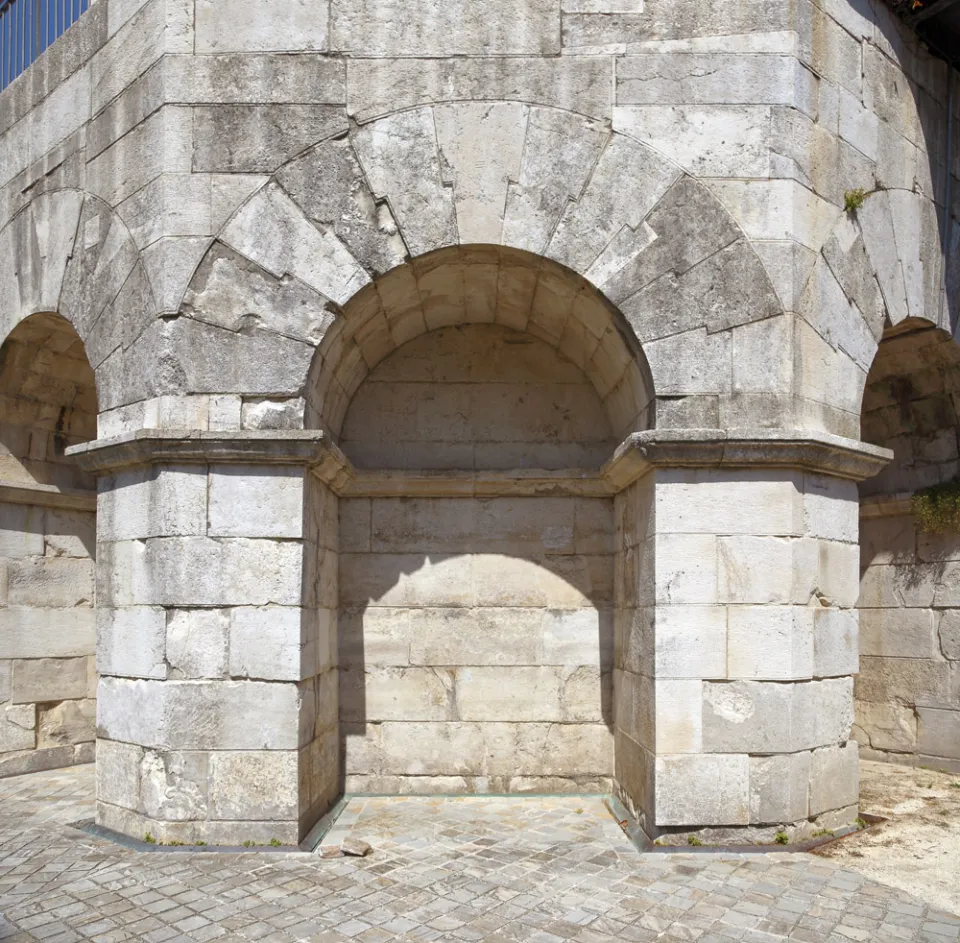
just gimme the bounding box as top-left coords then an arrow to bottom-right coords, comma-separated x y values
1,766 -> 958,943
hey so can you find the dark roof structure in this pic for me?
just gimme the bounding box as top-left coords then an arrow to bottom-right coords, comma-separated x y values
888,0 -> 960,64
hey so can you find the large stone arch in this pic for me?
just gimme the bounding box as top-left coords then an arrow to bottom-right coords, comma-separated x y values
797,188 -> 944,439
0,189 -> 157,414
179,102 -> 785,430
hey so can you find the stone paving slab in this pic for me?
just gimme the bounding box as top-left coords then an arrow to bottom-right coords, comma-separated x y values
1,765 -> 958,943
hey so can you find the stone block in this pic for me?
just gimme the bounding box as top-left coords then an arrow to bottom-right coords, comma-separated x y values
192,104 -> 348,175
616,54 -> 813,109
98,678 -> 301,751
37,699 -> 96,747
165,610 -> 229,680
940,610 -> 960,661
7,557 -> 94,608
703,678 -> 853,754
655,470 -> 801,536
230,607 -> 305,682
0,608 -> 95,659
727,606 -> 814,681
813,608 -> 859,678
718,536 -> 794,605
104,537 -> 304,608
10,657 -> 89,704
44,509 -> 96,559
196,0 -> 327,53
655,754 -> 750,827
405,607 -> 541,667
655,606 -> 727,679
330,0 -> 561,55
183,244 -> 333,349
339,607 -> 410,667
139,750 -> 210,822
96,738 -> 143,810
0,504 -> 44,558
221,182 -> 367,307
342,666 -> 453,723
917,708 -> 960,760
542,608 -> 609,668
749,752 -> 810,824
456,667 -> 564,722
655,534 -> 718,605
809,743 -> 859,816
208,466 -> 305,540
655,679 -> 702,754
209,750 -> 299,820
856,656 -> 954,707
99,466 -> 207,541
853,700 -> 917,753
347,58 -> 612,124
0,703 -> 35,752
98,607 -> 167,680
339,552 -> 474,608
352,109 -> 458,259
860,608 -> 938,659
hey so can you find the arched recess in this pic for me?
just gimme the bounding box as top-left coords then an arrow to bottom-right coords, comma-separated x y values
178,102 -> 784,431
856,319 -> 960,774
0,313 -> 98,778
0,190 -> 153,778
320,250 -> 628,794
307,245 -> 653,453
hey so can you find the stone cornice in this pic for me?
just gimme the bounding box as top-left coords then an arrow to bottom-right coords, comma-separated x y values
67,428 -> 892,495
0,479 -> 96,511
859,493 -> 913,518
67,430 -> 352,479
602,430 -> 893,489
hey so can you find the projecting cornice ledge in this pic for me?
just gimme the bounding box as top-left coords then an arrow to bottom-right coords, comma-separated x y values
66,428 -> 892,496
66,430 -> 354,490
602,429 -> 894,490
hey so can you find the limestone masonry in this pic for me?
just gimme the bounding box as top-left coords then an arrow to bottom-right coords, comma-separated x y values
0,0 -> 958,845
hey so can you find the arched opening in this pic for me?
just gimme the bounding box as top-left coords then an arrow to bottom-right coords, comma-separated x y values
856,319 -> 960,772
0,312 -> 98,778
308,247 -> 649,795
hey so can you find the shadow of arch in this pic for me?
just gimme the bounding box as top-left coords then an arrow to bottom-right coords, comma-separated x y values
0,311 -> 98,779
337,548 -> 615,795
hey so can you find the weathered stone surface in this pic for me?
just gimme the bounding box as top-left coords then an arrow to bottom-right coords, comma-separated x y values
809,742 -> 859,815
209,751 -> 298,820
37,699 -> 96,748
749,752 -> 810,824
10,657 -> 89,703
330,0 -> 561,56
352,109 -> 458,258
196,0 -> 328,53
165,610 -> 229,680
655,754 -> 750,827
99,466 -> 207,541
209,466 -> 305,540
0,609 -> 95,660
229,607 -> 305,682
192,105 -> 347,175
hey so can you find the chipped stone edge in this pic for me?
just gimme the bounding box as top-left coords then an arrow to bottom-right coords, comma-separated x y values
606,796 -> 886,855
0,479 -> 96,511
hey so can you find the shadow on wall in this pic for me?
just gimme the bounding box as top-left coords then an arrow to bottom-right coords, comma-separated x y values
336,547 -> 616,795
0,311 -> 98,778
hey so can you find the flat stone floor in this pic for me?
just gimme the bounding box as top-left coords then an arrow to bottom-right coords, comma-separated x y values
1,766 -> 959,943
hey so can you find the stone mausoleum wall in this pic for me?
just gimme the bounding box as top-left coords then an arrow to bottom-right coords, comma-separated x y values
0,313 -> 97,778
0,0 -> 958,845
857,325 -> 960,772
